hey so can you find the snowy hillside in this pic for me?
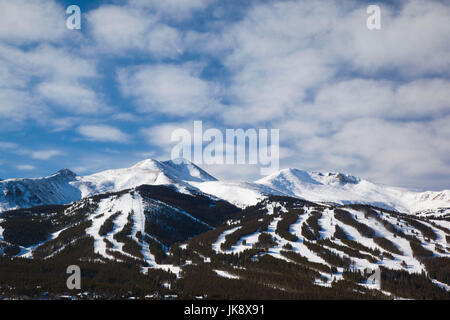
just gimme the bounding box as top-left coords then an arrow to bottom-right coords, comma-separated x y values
190,180 -> 285,208
186,196 -> 450,298
2,192 -> 449,299
0,169 -> 81,212
72,159 -> 216,198
256,169 -> 450,216
0,184 -> 239,268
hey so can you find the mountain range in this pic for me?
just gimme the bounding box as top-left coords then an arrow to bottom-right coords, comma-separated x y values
0,159 -> 449,299
1,158 -> 449,216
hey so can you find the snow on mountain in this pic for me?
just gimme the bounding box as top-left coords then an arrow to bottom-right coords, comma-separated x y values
161,159 -> 217,182
190,180 -> 285,208
72,159 -> 216,198
1,159 -> 449,216
0,169 -> 81,212
400,190 -> 450,216
2,184 -> 449,298
0,159 -> 217,213
256,168 -> 450,215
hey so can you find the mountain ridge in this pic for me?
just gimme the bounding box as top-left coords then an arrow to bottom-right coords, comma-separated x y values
256,168 -> 450,216
0,158 -> 449,216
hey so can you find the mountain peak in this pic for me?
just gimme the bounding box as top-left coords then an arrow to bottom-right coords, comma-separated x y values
261,168 -> 361,186
131,158 -> 163,170
313,171 -> 360,185
54,168 -> 77,178
130,158 -> 217,182
161,159 -> 217,182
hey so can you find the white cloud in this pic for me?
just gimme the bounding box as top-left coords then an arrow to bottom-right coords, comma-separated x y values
16,164 -> 36,171
146,24 -> 183,57
112,113 -> 140,122
118,64 -> 222,116
37,81 -> 107,114
173,0 -> 450,189
277,116 -> 450,189
220,0 -> 449,78
0,88 -> 45,123
394,79 -> 450,118
0,42 -> 102,125
0,0 -> 67,44
87,5 -> 154,52
223,50 -> 333,124
87,5 -> 182,57
214,1 -> 338,124
312,79 -> 395,120
24,45 -> 97,81
128,0 -> 211,20
31,150 -> 64,160
0,0 -> 100,128
208,0 -> 450,126
141,122 -> 193,148
0,141 -> 18,149
0,45 -> 97,94
332,0 -> 450,75
46,117 -> 82,132
293,78 -> 450,122
77,125 -> 130,143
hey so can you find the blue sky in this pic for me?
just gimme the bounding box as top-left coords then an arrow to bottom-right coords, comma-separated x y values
0,0 -> 449,190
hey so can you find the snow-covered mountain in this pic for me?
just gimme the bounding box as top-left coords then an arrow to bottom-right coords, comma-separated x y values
0,159 -> 449,216
255,169 -> 450,216
73,158 -> 216,198
1,166 -> 450,299
0,169 -> 81,212
0,159 -> 216,212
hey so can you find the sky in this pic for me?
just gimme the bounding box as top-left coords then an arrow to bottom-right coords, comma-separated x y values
0,0 -> 449,190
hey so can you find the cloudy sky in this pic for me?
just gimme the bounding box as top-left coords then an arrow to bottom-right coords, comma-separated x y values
0,0 -> 449,190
